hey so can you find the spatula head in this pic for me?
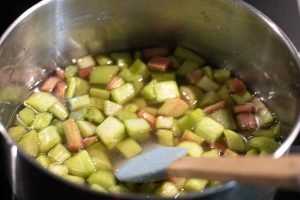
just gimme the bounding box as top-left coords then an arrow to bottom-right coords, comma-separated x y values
115,146 -> 187,183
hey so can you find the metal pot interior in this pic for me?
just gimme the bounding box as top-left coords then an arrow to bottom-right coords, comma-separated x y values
0,0 -> 300,199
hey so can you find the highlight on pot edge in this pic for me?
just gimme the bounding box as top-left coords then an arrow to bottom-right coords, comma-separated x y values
8,45 -> 282,197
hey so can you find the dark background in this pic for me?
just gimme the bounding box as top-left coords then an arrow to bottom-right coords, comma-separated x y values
0,0 -> 300,200
0,0 -> 299,49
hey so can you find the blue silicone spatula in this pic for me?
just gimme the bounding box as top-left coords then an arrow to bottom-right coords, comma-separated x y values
115,146 -> 300,190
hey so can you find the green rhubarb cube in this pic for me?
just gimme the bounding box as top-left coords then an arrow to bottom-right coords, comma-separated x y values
179,85 -> 204,109
154,181 -> 179,197
197,75 -> 219,91
131,75 -> 144,94
89,97 -> 105,110
86,142 -> 112,170
104,100 -> 123,116
157,129 -> 174,147
48,143 -> 71,163
246,149 -> 259,156
64,175 -> 85,185
32,112 -> 53,131
90,184 -> 107,192
214,69 -> 231,83
181,130 -> 204,144
177,108 -> 205,131
124,118 -> 150,142
87,170 -> 116,189
77,120 -> 97,137
224,129 -> 246,153
49,101 -> 69,120
25,92 -> 58,112
89,88 -> 110,100
95,54 -> 114,66
86,107 -> 104,124
65,77 -> 76,98
140,80 -> 157,101
153,81 -> 180,103
74,77 -> 90,96
117,138 -> 142,158
194,117 -> 224,143
118,67 -> 135,82
231,91 -> 252,105
111,83 -> 135,104
183,178 -> 208,191
257,107 -> 274,128
129,59 -> 150,79
176,60 -> 199,76
52,120 -> 65,139
110,52 -> 133,67
156,116 -> 174,129
152,72 -> 175,82
65,65 -> 78,79
38,126 -> 62,153
48,164 -> 68,176
177,141 -> 203,157
116,110 -> 137,121
203,66 -> 214,80
209,109 -> 237,130
64,150 -> 96,177
36,155 -> 50,168
19,130 -> 39,157
201,149 -> 220,158
158,98 -> 189,118
248,136 -> 279,153
96,116 -> 126,149
69,106 -> 89,120
68,95 -> 90,110
174,46 -> 205,65
89,66 -> 120,84
171,121 -> 183,137
123,103 -> 139,113
198,91 -> 220,107
8,126 -> 26,142
17,107 -> 35,126
108,185 -> 131,194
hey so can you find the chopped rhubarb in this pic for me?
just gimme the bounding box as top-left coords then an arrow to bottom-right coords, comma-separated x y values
147,57 -> 171,72
40,76 -> 61,92
53,81 -> 67,99
223,149 -> 239,157
228,78 -> 247,93
106,76 -> 125,90
236,112 -> 257,130
158,98 -> 189,118
79,66 -> 93,78
252,97 -> 265,112
169,177 -> 186,189
63,118 -> 84,152
83,136 -> 98,147
186,69 -> 203,84
138,109 -> 156,135
181,130 -> 204,144
138,109 -> 156,127
251,97 -> 274,128
77,55 -> 96,69
142,47 -> 169,60
210,141 -> 227,153
55,68 -> 65,80
203,100 -> 226,114
233,103 -> 255,113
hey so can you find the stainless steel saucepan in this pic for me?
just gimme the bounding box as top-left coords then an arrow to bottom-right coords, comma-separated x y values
0,0 -> 300,199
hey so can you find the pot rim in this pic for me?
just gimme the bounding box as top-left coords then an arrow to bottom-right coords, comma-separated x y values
0,0 -> 299,199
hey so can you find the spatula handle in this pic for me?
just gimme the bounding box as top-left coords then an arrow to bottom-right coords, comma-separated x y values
167,156 -> 300,190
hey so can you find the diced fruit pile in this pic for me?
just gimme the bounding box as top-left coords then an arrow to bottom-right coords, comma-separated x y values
8,46 -> 281,197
